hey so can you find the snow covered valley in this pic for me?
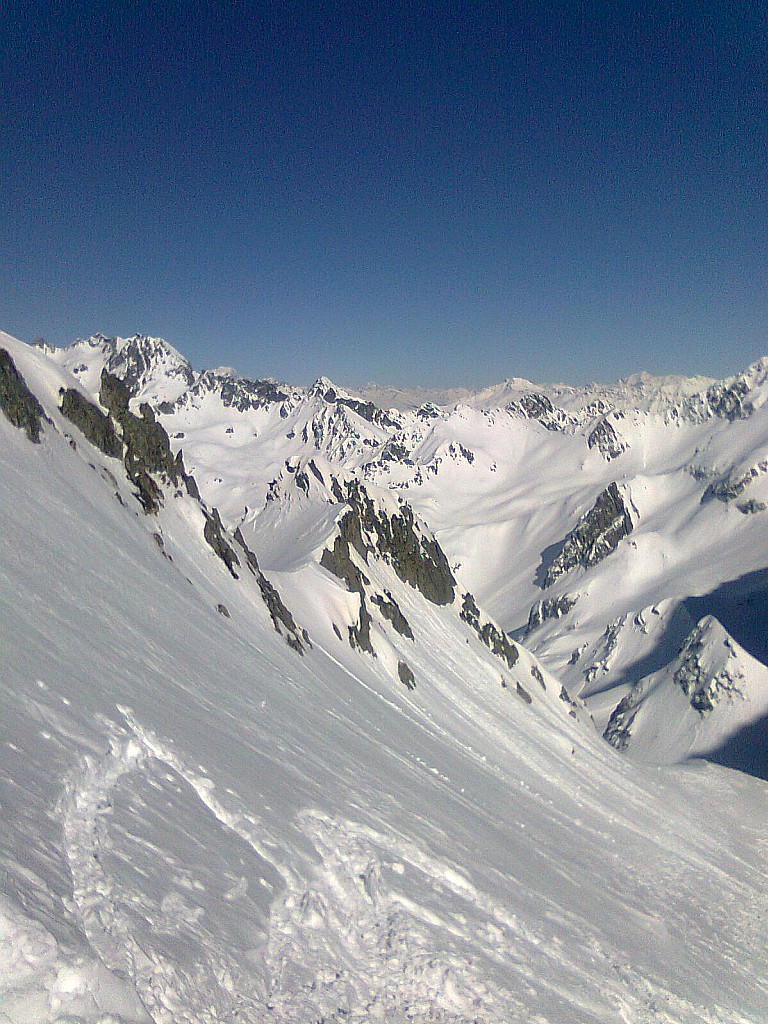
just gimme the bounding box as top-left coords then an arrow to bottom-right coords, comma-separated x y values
1,331 -> 767,1022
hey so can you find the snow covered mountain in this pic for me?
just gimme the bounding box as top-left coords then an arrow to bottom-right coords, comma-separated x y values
2,329 -> 768,1023
49,333 -> 768,775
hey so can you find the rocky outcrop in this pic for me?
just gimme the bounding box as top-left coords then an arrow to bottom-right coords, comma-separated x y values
203,507 -> 241,578
676,377 -> 752,424
460,593 -> 519,671
320,523 -> 369,595
158,370 -> 289,416
603,691 -> 640,751
348,598 -> 375,655
339,481 -> 456,606
587,415 -> 627,460
0,349 -> 47,443
314,381 -> 400,430
672,621 -> 742,714
525,594 -> 577,635
737,499 -> 767,514
507,393 -> 575,432
320,482 -> 454,658
103,333 -> 195,395
371,592 -> 413,639
530,663 -> 546,690
702,461 -> 768,504
376,441 -> 413,466
99,371 -> 183,513
515,681 -> 533,705
604,617 -> 749,754
59,388 -> 121,457
398,660 -> 416,690
319,519 -> 375,654
540,483 -> 633,588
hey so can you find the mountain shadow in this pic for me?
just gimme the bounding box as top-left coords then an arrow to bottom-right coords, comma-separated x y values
683,566 -> 768,667
599,567 -> 768,781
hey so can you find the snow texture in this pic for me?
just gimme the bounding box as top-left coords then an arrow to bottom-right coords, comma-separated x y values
1,330 -> 767,1022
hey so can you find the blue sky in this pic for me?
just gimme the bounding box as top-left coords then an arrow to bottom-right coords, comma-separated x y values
2,1 -> 767,386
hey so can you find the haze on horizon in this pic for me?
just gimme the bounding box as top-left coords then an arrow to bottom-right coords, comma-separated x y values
2,2 -> 767,388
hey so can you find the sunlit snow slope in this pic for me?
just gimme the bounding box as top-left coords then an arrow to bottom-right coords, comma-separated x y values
3,331 -> 767,1023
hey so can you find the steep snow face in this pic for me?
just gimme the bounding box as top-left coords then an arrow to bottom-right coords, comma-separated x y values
3,332 -> 768,1021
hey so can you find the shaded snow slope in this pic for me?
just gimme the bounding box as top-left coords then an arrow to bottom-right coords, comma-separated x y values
3,337 -> 768,1019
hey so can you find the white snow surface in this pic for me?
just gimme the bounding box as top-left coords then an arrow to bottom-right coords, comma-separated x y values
1,330 -> 768,1022
48,333 -> 768,766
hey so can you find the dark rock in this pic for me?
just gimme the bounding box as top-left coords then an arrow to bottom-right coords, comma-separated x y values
507,392 -> 574,431
217,603 -> 231,618
525,594 -> 577,634
603,691 -> 641,751
530,664 -> 546,690
102,334 -> 195,396
0,349 -> 47,443
338,482 -> 456,605
705,378 -> 750,421
417,403 -> 440,420
257,574 -> 306,654
671,623 -> 735,715
183,472 -> 201,500
99,370 -> 182,513
99,371 -> 131,417
59,388 -> 121,457
232,528 -> 308,654
336,396 -> 399,430
377,441 -> 413,466
702,461 -> 768,503
737,499 -> 767,514
515,681 -> 533,704
320,530 -> 368,595
459,592 -> 481,630
371,592 -> 414,639
540,483 -> 633,588
203,507 -> 240,578
460,592 -> 519,670
349,596 -> 375,655
233,527 -> 260,574
398,660 -> 416,690
587,416 -> 627,460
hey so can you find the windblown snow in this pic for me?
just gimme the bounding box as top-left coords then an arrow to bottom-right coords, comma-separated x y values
1,330 -> 767,1023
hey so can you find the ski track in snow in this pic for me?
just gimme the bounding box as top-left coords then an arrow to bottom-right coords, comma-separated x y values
55,708 -> 741,1024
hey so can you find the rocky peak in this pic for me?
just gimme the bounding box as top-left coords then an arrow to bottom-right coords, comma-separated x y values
308,377 -> 400,429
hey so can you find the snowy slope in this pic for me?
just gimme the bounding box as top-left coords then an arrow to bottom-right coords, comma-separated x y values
3,334 -> 768,1021
44,333 -> 768,771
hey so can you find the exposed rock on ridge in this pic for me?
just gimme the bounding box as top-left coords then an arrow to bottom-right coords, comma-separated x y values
540,483 -> 633,588
460,593 -> 519,671
0,349 -> 48,443
59,388 -> 121,458
338,481 -> 456,606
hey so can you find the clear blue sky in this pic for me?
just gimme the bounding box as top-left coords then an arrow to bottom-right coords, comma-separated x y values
2,1 -> 767,386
